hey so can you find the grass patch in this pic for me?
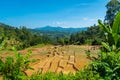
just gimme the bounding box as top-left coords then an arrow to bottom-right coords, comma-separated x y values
31,44 -> 46,48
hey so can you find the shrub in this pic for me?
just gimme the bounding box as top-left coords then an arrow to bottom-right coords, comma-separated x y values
0,47 -> 34,80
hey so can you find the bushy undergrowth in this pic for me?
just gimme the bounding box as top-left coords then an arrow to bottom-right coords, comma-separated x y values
0,47 -> 34,80
90,51 -> 120,80
30,70 -> 100,80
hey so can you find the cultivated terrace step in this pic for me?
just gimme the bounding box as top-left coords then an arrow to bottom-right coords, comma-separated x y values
68,55 -> 75,64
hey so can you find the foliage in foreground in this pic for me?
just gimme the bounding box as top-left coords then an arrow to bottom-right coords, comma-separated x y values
30,70 -> 100,80
89,11 -> 120,80
0,47 -> 34,80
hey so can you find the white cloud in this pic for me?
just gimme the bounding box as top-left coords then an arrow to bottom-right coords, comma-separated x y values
83,17 -> 100,21
55,21 -> 61,25
83,17 -> 89,21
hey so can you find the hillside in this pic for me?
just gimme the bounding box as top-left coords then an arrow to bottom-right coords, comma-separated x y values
30,26 -> 88,44
0,23 -> 50,50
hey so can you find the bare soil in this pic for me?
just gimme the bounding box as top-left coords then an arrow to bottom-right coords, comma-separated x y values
0,45 -> 99,76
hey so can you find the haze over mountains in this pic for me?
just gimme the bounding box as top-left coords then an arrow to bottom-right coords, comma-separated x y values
30,26 -> 88,44
34,26 -> 88,33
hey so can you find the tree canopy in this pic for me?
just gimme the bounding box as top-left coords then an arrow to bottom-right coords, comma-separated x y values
104,0 -> 120,25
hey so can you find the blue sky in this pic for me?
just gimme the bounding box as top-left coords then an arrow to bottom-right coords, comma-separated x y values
0,0 -> 109,28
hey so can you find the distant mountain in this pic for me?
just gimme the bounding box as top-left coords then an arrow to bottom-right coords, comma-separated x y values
30,26 -> 88,44
34,26 -> 88,33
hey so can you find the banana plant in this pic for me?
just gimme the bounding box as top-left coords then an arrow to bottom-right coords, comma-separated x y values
98,11 -> 120,52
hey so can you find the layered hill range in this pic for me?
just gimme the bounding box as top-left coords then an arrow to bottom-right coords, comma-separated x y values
33,26 -> 87,33
31,26 -> 87,34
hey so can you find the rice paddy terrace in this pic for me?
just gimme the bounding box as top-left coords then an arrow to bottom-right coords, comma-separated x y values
25,45 -> 93,76
1,45 -> 99,76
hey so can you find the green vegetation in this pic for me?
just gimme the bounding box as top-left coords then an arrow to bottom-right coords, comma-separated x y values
88,11 -> 120,80
0,47 -> 34,80
104,0 -> 120,25
30,70 -> 100,80
69,25 -> 104,45
0,0 -> 120,80
30,28 -> 73,45
0,23 -> 50,50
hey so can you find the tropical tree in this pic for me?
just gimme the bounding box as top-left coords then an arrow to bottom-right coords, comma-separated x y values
88,11 -> 120,80
99,11 -> 120,52
104,0 -> 120,26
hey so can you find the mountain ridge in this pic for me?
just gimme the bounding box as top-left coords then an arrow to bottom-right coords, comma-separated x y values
34,26 -> 88,33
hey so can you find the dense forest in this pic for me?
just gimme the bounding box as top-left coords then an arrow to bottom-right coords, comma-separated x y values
69,25 -> 104,45
30,26 -> 87,44
0,22 -> 104,49
0,22 -> 88,50
0,23 -> 51,50
30,28 -> 71,44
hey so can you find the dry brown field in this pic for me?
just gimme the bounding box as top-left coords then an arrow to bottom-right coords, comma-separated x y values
0,45 -> 99,76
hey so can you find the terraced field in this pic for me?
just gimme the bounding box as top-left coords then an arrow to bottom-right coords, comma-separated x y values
25,45 -> 92,76
0,45 -> 98,76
